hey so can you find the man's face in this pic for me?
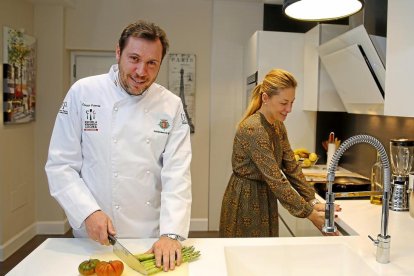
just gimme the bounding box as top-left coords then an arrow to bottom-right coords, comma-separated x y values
116,37 -> 163,95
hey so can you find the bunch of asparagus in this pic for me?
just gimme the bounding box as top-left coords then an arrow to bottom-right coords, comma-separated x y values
134,246 -> 201,275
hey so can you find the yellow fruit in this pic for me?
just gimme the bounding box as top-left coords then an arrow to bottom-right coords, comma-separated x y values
309,153 -> 318,162
302,158 -> 312,167
294,154 -> 300,161
294,148 -> 309,156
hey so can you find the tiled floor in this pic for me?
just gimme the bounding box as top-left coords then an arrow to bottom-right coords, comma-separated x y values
0,231 -> 219,275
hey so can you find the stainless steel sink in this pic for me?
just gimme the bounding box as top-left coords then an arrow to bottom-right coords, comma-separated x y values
312,176 -> 374,199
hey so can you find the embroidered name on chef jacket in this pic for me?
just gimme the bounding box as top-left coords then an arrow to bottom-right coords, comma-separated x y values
154,119 -> 171,134
82,103 -> 100,131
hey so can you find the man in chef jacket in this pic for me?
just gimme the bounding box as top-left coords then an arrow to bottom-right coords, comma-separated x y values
45,20 -> 192,272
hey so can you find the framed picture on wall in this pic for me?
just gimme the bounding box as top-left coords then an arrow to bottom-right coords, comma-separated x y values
2,26 -> 37,124
168,53 -> 196,133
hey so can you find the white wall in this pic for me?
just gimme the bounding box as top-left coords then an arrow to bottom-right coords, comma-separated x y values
209,0 -> 263,230
34,2 -> 69,230
0,0 -> 36,261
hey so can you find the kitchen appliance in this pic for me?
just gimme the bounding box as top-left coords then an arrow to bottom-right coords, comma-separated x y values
318,25 -> 386,115
409,173 -> 414,218
312,176 -> 371,199
370,153 -> 383,205
389,139 -> 414,211
108,234 -> 148,275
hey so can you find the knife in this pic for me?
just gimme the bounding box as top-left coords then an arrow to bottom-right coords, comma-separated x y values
108,234 -> 148,275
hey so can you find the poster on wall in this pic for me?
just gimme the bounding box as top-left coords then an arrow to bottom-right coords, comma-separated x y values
3,26 -> 37,124
168,53 -> 195,133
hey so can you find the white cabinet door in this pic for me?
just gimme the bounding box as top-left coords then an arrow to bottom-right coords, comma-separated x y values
278,203 -> 323,237
250,31 -> 317,152
384,0 -> 414,117
70,51 -> 116,84
279,217 -> 293,237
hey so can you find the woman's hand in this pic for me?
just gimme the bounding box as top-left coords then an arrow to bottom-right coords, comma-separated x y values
313,203 -> 342,213
307,209 -> 340,236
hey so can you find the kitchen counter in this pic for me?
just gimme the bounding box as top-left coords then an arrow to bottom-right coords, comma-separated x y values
302,164 -> 369,183
7,199 -> 414,275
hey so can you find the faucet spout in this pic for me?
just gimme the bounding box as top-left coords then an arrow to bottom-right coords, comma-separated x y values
322,134 -> 391,264
322,179 -> 336,233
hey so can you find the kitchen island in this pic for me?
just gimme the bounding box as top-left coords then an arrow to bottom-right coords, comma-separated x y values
7,198 -> 414,275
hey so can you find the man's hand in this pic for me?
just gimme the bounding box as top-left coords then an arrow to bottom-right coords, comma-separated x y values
85,210 -> 116,245
148,236 -> 182,272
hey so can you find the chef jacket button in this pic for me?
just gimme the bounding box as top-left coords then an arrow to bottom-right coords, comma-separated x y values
145,201 -> 151,206
144,109 -> 148,113
113,138 -> 117,143
146,170 -> 150,174
114,107 -> 118,112
114,172 -> 118,177
146,139 -> 150,144
115,205 -> 120,209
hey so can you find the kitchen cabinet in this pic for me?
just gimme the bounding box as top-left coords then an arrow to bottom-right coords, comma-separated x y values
303,24 -> 348,112
9,200 -> 414,275
317,25 -> 386,115
278,204 -> 322,237
244,30 -> 316,152
278,217 -> 292,237
384,1 -> 414,117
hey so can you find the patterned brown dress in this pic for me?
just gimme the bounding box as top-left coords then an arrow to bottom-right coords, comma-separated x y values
219,112 -> 316,237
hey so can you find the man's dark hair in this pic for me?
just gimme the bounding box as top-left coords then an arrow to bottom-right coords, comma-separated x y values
118,20 -> 169,60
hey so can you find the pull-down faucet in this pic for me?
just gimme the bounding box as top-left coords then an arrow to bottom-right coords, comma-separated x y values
322,134 -> 391,264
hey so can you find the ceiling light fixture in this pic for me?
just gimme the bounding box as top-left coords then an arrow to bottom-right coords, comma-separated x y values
283,0 -> 364,21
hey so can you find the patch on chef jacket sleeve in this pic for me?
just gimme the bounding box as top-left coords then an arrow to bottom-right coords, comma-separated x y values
58,101 -> 69,115
181,112 -> 188,125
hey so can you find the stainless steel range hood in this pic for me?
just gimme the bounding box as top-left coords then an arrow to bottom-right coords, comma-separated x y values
318,25 -> 386,115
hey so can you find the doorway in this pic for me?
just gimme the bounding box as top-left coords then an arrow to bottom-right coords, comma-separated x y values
70,51 -> 116,84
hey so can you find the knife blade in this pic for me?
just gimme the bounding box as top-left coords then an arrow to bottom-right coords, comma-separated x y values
108,234 -> 148,275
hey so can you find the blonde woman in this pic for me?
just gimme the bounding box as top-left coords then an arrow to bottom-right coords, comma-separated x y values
219,69 -> 340,237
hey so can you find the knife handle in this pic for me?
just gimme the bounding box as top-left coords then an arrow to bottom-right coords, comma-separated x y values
108,234 -> 116,245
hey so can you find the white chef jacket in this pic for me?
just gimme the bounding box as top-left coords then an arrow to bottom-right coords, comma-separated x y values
45,65 -> 192,239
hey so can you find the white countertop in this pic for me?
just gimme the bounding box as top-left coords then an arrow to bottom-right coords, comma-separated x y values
7,199 -> 414,276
